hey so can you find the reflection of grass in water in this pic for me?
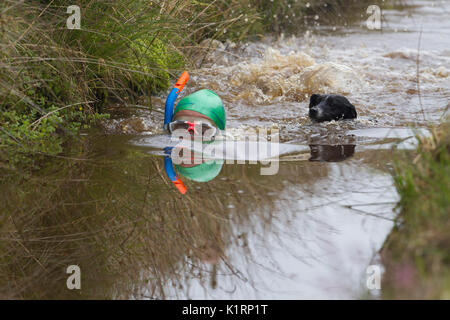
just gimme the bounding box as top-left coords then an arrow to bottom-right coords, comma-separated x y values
2,130 -> 414,299
0,134 -> 331,299
381,122 -> 450,299
1,132 -> 413,299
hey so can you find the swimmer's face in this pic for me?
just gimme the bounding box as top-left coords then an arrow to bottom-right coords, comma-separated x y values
171,110 -> 218,139
172,110 -> 217,128
172,115 -> 217,129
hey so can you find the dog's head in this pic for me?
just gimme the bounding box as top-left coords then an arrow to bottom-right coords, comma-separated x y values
309,94 -> 357,122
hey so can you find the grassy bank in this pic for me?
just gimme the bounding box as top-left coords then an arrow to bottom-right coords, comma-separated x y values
381,122 -> 450,299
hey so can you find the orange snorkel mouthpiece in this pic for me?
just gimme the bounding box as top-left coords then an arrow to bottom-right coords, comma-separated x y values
175,71 -> 189,92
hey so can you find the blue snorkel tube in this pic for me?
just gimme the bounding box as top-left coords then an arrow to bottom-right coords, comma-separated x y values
163,71 -> 189,131
163,72 -> 189,194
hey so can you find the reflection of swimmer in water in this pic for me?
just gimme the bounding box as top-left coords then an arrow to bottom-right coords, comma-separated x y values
163,72 -> 226,194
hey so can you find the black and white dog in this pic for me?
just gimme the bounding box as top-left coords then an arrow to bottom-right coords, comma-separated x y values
308,94 -> 357,122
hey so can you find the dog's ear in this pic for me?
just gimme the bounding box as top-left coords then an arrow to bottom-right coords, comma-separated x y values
309,94 -> 321,108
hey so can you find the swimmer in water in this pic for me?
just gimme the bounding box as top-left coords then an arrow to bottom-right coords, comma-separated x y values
163,72 -> 226,194
168,89 -> 226,141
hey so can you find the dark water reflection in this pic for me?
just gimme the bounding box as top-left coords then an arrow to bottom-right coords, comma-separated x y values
309,145 -> 356,162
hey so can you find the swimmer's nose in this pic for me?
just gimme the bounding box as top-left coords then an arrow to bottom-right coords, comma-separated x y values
310,107 -> 318,116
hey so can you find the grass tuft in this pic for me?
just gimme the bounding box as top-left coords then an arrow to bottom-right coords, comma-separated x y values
381,122 -> 450,299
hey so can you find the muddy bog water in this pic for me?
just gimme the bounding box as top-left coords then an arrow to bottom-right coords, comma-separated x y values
2,0 -> 449,299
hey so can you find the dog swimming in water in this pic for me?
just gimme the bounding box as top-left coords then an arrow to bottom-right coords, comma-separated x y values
308,94 -> 357,122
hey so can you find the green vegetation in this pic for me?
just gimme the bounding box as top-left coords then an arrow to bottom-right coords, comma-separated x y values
381,122 -> 450,299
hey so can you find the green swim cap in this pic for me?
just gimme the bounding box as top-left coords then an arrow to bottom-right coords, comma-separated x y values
174,159 -> 224,183
173,89 -> 226,130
